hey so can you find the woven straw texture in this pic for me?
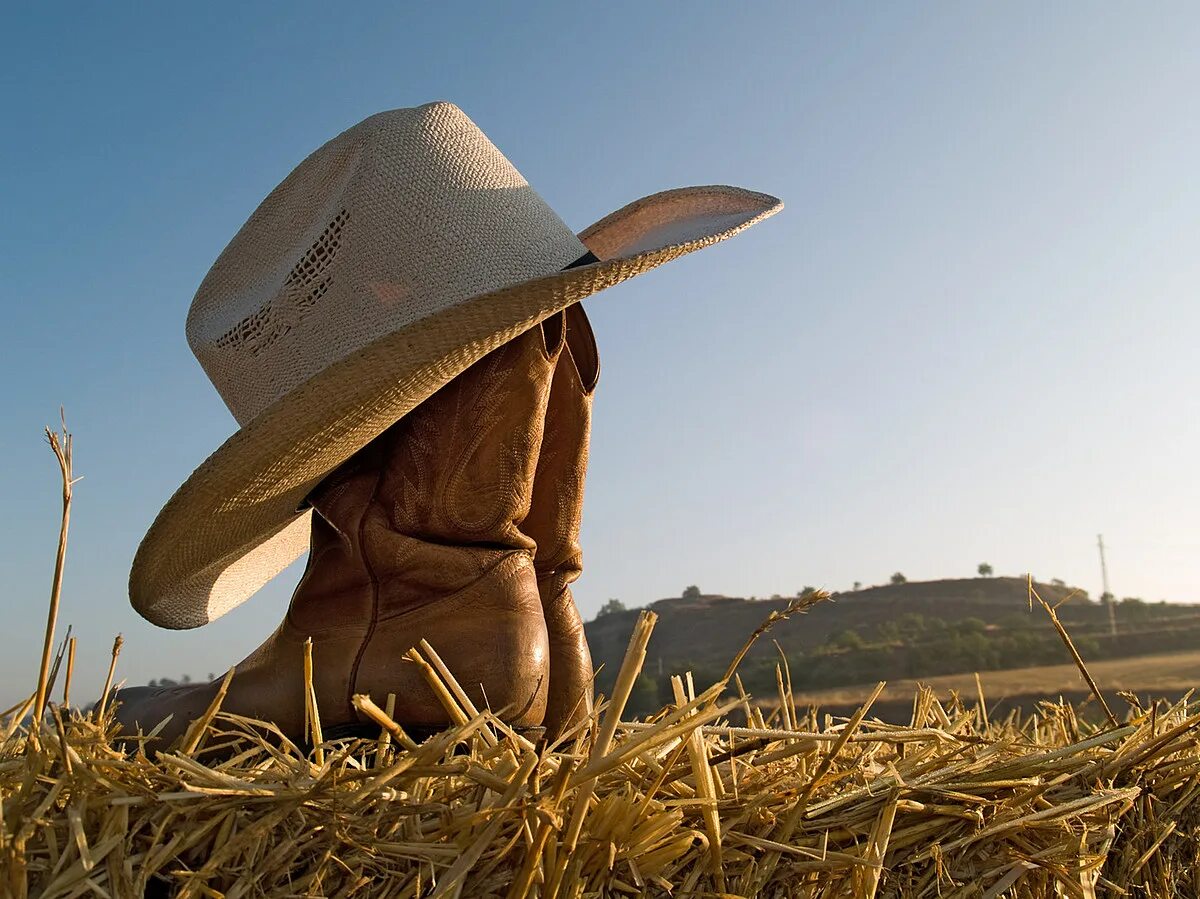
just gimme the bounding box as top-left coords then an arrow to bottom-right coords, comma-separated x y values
131,102 -> 781,629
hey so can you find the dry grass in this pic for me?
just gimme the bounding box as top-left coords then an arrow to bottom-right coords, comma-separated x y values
5,609 -> 1200,897
4,424 -> 1200,897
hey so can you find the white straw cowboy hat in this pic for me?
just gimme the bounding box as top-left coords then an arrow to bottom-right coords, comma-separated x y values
131,101 -> 781,629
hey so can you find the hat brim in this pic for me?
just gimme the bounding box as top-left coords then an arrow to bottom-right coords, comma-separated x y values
131,185 -> 782,628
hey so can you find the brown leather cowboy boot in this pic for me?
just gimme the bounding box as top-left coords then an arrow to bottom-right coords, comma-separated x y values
522,303 -> 598,742
114,321 -> 562,747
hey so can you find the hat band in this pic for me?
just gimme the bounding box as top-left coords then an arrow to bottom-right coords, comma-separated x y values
565,251 -> 600,269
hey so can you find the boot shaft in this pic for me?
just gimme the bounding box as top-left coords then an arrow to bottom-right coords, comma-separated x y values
524,303 -> 599,587
523,304 -> 599,740
295,321 -> 564,627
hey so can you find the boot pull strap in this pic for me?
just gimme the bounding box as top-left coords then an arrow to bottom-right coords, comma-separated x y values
564,302 -> 599,393
558,252 -> 600,392
539,309 -> 566,360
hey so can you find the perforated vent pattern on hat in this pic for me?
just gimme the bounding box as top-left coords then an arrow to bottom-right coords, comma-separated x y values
189,104 -> 595,425
216,210 -> 349,357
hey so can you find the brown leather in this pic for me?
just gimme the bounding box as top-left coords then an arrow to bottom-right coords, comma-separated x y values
523,303 -> 598,741
115,321 -> 563,747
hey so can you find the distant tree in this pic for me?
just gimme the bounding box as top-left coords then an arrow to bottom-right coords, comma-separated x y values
1051,578 -> 1066,587
181,674 -> 191,684
959,617 -> 987,635
977,562 -> 994,577
890,572 -> 907,585
771,593 -> 782,600
628,672 -> 659,716
798,586 -> 818,598
896,612 -> 927,639
682,585 -> 702,599
832,629 -> 864,650
852,581 -> 862,592
596,598 -> 626,618
1119,597 -> 1149,620
148,679 -> 158,688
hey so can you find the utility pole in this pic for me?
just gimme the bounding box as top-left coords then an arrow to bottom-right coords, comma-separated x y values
1098,534 -> 1117,637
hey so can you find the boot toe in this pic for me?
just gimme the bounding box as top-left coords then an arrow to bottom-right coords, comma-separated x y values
112,682 -> 216,749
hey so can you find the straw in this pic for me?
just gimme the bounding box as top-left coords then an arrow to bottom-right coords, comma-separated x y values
62,636 -> 76,708
1030,578 -> 1120,728
6,652 -> 1200,897
6,431 -> 1200,896
93,634 -> 123,724
32,412 -> 76,730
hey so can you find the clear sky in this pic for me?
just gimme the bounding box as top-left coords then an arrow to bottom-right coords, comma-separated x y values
3,3 -> 1199,708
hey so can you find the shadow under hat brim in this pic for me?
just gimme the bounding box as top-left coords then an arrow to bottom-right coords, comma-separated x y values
130,185 -> 782,629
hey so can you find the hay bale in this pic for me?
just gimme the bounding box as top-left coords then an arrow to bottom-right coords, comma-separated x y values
4,610 -> 1199,898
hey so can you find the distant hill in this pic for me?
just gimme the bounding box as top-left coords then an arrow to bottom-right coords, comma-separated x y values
584,577 -> 1200,714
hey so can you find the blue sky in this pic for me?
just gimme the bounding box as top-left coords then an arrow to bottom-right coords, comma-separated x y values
3,3 -> 1199,707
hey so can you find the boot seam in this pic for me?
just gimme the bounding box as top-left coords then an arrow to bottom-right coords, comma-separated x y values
373,550 -> 535,626
345,458 -> 387,717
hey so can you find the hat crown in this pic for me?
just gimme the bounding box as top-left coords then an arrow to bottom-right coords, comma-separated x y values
187,102 -> 586,424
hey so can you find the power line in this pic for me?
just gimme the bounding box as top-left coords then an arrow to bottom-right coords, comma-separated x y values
1098,534 -> 1117,637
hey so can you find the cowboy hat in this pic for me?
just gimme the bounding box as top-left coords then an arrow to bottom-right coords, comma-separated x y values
130,101 -> 781,628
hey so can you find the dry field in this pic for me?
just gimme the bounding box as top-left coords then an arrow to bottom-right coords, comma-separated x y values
786,649 -> 1200,715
